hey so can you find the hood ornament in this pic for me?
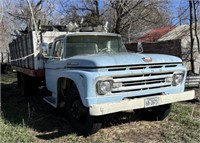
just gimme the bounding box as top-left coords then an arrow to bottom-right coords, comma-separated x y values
143,57 -> 152,62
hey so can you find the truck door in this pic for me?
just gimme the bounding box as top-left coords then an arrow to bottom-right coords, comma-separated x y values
45,38 -> 64,95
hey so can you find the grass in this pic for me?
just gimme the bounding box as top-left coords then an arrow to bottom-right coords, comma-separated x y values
163,103 -> 200,143
0,118 -> 34,142
1,73 -> 200,142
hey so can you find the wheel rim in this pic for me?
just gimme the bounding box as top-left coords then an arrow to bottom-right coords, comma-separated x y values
71,98 -> 87,124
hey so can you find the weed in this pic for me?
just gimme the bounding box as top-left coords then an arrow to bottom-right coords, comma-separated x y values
0,118 -> 34,142
163,103 -> 200,142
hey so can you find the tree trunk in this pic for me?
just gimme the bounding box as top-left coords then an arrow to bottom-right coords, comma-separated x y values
114,17 -> 121,34
94,0 -> 100,25
193,0 -> 200,53
189,0 -> 195,73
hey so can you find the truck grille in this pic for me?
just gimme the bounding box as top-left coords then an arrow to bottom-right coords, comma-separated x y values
112,72 -> 173,93
108,64 -> 178,71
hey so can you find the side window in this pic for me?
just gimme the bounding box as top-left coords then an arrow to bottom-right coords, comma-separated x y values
53,40 -> 63,57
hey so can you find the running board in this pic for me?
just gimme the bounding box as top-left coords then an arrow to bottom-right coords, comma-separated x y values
43,96 -> 57,108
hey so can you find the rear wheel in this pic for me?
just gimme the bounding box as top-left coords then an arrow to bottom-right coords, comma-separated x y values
66,85 -> 102,135
19,73 -> 29,96
18,73 -> 37,96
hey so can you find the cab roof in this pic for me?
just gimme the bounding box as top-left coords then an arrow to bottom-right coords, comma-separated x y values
54,32 -> 121,40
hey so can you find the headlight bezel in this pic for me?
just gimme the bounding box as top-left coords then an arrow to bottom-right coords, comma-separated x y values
96,80 -> 113,95
172,72 -> 185,86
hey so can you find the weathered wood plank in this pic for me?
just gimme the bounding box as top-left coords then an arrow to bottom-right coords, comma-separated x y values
185,75 -> 200,88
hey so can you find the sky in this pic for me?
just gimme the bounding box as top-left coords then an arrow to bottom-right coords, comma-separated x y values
0,0 -> 194,26
169,0 -> 186,25
99,0 -> 189,25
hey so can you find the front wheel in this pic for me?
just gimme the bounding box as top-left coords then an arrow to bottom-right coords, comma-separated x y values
66,85 -> 102,135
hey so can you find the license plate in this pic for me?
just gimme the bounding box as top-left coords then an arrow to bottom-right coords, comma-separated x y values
144,97 -> 160,108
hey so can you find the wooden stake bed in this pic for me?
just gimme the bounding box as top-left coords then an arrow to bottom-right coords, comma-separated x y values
9,30 -> 65,77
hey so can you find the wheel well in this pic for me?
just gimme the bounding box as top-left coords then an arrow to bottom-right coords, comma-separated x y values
57,77 -> 75,107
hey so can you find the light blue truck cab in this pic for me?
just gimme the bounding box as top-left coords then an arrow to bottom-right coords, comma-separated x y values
43,32 -> 195,135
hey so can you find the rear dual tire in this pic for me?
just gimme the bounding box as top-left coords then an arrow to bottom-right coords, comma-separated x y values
17,72 -> 38,96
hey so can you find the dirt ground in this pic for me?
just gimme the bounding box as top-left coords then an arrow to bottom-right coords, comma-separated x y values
1,73 -> 200,142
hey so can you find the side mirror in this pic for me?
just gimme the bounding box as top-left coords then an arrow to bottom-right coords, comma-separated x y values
137,42 -> 143,53
40,42 -> 48,56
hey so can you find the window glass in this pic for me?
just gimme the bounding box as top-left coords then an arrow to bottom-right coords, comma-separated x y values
53,40 -> 63,57
66,35 -> 127,58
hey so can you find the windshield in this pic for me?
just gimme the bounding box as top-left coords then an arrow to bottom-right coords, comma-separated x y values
65,35 -> 127,58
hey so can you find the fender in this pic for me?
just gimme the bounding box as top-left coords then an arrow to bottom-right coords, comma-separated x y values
56,69 -> 100,107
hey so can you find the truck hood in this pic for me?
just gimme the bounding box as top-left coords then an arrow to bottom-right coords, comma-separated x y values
66,53 -> 182,68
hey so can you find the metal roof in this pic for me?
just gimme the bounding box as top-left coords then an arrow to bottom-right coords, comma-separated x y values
130,26 -> 175,43
158,24 -> 200,41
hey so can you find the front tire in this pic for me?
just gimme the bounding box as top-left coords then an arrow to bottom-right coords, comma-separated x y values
66,85 -> 102,135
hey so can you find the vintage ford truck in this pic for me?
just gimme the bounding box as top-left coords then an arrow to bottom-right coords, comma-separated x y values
9,26 -> 195,135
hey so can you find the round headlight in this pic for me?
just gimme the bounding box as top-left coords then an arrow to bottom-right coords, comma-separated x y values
97,80 -> 112,95
173,73 -> 184,86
